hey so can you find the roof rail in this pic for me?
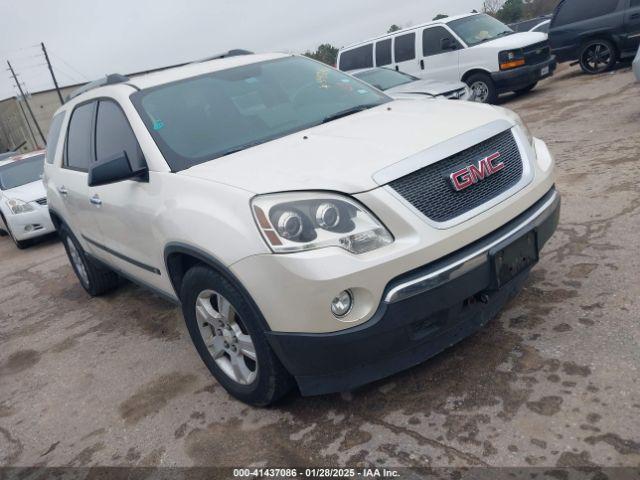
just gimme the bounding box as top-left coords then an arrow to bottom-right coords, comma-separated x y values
66,74 -> 130,101
195,49 -> 254,63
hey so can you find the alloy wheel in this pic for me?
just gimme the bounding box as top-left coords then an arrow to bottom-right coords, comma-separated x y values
583,43 -> 613,73
470,81 -> 489,103
195,289 -> 258,385
67,237 -> 89,286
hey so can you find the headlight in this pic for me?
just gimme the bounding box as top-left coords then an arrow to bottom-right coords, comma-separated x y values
7,199 -> 34,215
251,192 -> 394,254
499,108 -> 535,148
499,49 -> 525,70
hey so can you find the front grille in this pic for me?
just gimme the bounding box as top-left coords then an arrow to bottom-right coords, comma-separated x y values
524,41 -> 551,65
389,130 -> 523,223
35,198 -> 47,206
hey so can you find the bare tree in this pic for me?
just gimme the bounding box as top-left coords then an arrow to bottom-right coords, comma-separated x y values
482,0 -> 504,15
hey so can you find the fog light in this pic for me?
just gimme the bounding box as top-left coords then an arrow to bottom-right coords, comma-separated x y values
24,225 -> 33,232
331,290 -> 353,318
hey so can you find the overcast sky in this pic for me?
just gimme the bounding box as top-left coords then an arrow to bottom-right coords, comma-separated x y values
1,0 -> 483,100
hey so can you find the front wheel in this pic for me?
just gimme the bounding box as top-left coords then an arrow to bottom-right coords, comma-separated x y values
579,39 -> 617,74
180,266 -> 293,406
466,73 -> 498,104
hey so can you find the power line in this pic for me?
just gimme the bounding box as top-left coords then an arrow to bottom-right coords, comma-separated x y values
7,60 -> 46,146
47,50 -> 90,81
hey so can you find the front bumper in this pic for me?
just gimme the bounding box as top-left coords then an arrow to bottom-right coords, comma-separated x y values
491,57 -> 557,93
4,206 -> 55,241
266,188 -> 560,396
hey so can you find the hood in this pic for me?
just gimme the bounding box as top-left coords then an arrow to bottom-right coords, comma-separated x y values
470,31 -> 547,50
3,181 -> 46,202
386,79 -> 468,96
180,99 -> 511,194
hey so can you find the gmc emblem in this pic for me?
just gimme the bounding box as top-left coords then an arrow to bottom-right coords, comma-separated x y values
449,152 -> 505,192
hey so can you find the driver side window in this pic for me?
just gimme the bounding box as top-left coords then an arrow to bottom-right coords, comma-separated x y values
95,100 -> 146,171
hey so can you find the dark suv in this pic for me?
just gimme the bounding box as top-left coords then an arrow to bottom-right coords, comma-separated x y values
549,0 -> 640,74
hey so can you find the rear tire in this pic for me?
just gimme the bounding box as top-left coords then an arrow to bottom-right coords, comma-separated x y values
514,82 -> 538,95
579,39 -> 617,74
59,225 -> 120,296
180,265 -> 294,406
466,73 -> 498,104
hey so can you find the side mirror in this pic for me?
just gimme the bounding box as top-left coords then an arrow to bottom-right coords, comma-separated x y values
441,38 -> 458,51
88,151 -> 148,187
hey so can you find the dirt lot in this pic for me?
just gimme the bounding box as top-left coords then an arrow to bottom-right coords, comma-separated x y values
1,64 -> 639,472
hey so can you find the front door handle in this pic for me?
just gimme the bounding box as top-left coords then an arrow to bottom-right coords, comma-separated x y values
631,13 -> 640,19
90,195 -> 102,206
58,186 -> 68,195
420,59 -> 425,70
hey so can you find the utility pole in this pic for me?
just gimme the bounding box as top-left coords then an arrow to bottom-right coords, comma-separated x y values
41,42 -> 64,105
16,96 -> 38,148
7,60 -> 46,146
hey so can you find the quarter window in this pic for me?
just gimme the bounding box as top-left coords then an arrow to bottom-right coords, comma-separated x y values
339,44 -> 374,71
553,0 -> 620,26
422,27 -> 461,57
45,112 -> 65,164
95,101 -> 145,170
65,102 -> 95,171
394,33 -> 416,62
375,39 -> 393,66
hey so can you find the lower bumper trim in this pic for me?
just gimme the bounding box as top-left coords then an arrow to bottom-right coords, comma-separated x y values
266,188 -> 561,396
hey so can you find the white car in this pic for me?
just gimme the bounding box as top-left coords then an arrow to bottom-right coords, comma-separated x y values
352,67 -> 473,100
634,47 -> 640,82
45,53 -> 559,406
0,150 -> 55,248
337,12 -> 557,103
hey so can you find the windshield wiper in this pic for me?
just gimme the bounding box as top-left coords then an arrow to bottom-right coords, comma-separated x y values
217,140 -> 266,158
496,30 -> 514,37
321,104 -> 380,124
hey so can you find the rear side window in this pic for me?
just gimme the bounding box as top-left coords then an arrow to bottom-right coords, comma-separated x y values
376,39 -> 392,66
394,33 -> 416,62
554,0 -> 620,26
631,0 -> 640,7
95,101 -> 145,170
339,44 -> 373,71
45,112 -> 65,164
65,102 -> 95,172
422,27 -> 461,57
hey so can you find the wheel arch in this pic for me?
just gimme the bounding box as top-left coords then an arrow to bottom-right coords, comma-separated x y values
461,68 -> 493,83
164,242 -> 272,332
579,33 -> 620,58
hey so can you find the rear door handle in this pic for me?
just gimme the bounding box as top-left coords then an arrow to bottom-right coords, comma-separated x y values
420,59 -> 425,70
90,195 -> 102,206
631,13 -> 640,19
58,186 -> 68,195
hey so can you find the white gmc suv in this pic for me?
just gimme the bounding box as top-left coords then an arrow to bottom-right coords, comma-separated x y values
44,52 -> 560,406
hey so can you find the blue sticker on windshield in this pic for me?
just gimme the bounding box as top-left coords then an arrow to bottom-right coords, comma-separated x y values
153,120 -> 165,131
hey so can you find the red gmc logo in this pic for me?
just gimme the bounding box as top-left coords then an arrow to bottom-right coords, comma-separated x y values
449,152 -> 505,192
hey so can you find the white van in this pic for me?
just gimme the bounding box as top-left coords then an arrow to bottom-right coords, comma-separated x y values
337,13 -> 557,103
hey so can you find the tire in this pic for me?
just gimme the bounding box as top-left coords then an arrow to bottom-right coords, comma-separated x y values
466,73 -> 498,104
1,213 -> 28,249
59,224 -> 120,296
579,39 -> 617,74
514,82 -> 538,95
180,265 -> 294,406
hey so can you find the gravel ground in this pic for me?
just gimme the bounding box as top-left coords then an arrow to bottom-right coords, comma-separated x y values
1,63 -> 639,472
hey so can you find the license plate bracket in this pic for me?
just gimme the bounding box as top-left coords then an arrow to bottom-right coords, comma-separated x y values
490,231 -> 539,288
541,66 -> 550,76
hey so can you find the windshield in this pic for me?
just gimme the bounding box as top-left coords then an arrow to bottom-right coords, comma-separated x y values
132,56 -> 390,171
353,68 -> 417,91
448,14 -> 514,46
0,154 -> 45,190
